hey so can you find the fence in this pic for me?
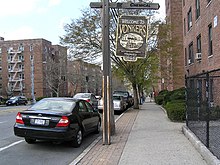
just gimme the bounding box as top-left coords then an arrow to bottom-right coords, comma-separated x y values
186,69 -> 220,159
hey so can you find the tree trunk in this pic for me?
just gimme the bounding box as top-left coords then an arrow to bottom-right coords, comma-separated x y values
132,83 -> 139,109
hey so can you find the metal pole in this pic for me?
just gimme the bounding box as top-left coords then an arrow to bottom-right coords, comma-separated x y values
102,0 -> 111,145
31,56 -> 36,104
206,73 -> 210,148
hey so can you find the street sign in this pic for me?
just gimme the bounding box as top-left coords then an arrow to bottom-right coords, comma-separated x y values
90,2 -> 160,10
116,15 -> 148,60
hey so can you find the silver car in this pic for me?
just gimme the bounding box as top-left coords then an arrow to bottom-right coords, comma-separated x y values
73,93 -> 98,110
98,95 -> 127,112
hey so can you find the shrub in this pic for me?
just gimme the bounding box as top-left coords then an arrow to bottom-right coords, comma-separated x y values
36,97 -> 45,102
164,100 -> 186,122
155,87 -> 186,121
155,90 -> 169,105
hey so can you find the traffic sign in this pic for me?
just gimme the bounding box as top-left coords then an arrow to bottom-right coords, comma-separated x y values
90,2 -> 160,10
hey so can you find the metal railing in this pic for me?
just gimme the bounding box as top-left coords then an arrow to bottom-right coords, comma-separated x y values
186,69 -> 220,159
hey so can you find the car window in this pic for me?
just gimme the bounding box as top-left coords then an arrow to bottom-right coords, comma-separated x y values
84,101 -> 94,112
74,93 -> 90,99
78,101 -> 87,112
91,95 -> 95,101
29,99 -> 75,112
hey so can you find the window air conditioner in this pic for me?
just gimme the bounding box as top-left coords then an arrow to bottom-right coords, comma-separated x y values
189,21 -> 192,27
188,59 -> 191,64
195,53 -> 202,60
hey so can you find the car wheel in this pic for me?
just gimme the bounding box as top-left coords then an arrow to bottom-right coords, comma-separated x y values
71,128 -> 83,148
25,138 -> 36,144
94,121 -> 101,134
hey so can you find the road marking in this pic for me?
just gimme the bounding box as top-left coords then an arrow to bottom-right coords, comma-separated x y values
0,121 -> 6,124
0,140 -> 24,152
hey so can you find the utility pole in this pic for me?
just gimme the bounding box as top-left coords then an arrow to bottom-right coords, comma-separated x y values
102,0 -> 112,145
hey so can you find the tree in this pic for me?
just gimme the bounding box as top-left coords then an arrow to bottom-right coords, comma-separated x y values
60,9 -> 102,63
60,5 -> 165,109
44,46 -> 67,97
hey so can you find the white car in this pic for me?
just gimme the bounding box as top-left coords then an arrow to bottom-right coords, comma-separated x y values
98,95 -> 127,112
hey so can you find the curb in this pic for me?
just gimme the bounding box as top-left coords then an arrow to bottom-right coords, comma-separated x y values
182,125 -> 220,165
69,109 -> 128,165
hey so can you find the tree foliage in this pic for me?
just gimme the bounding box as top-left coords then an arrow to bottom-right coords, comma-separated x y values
60,4 -> 167,108
60,9 -> 102,63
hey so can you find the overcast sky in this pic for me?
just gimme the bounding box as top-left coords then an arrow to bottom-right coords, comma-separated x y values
0,0 -> 165,45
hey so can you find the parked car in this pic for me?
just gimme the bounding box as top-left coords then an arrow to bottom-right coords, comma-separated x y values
113,90 -> 134,108
73,93 -> 98,110
6,96 -> 28,106
14,97 -> 101,147
98,95 -> 127,113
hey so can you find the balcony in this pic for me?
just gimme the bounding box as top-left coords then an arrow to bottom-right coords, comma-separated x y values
8,68 -> 23,73
8,78 -> 23,82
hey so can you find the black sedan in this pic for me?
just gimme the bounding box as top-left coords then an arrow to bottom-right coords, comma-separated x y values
14,97 -> 101,147
6,96 -> 28,106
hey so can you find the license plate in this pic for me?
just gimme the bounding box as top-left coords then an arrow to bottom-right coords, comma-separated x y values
34,119 -> 45,125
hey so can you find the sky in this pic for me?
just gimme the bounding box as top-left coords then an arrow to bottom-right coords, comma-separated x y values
0,0 -> 165,45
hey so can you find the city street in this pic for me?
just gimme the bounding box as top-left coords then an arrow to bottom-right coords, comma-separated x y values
0,105 -> 119,165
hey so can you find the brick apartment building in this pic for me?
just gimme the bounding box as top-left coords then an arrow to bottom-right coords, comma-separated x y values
0,38 -> 68,99
183,0 -> 220,105
157,0 -> 185,92
183,0 -> 220,76
67,59 -> 102,96
67,59 -> 128,97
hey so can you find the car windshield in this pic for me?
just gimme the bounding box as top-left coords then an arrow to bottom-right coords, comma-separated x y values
113,92 -> 128,97
29,99 -> 76,112
74,93 -> 90,99
9,97 -> 18,100
113,96 -> 121,100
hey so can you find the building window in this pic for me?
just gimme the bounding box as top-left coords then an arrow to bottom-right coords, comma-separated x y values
30,45 -> 33,52
208,24 -> 213,56
183,0 -> 185,6
188,42 -> 194,64
196,34 -> 201,53
187,7 -> 192,30
195,0 -> 200,19
185,48 -> 187,66
0,48 -> 2,53
184,18 -> 186,35
18,44 -> 24,51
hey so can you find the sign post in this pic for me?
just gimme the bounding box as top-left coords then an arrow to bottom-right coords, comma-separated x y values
90,1 -> 160,145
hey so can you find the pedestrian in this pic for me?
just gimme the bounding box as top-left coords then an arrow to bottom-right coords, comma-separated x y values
149,92 -> 153,102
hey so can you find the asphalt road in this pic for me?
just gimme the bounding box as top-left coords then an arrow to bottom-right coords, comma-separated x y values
0,105 -> 118,165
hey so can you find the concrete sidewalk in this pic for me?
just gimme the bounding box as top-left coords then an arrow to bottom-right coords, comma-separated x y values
71,101 -> 210,165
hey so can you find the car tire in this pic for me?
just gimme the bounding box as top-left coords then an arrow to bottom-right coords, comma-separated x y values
94,121 -> 101,134
25,138 -> 36,144
71,128 -> 83,148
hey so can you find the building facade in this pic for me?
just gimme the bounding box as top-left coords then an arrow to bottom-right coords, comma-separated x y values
0,38 -> 67,99
67,59 -> 102,96
158,0 -> 185,92
183,0 -> 220,76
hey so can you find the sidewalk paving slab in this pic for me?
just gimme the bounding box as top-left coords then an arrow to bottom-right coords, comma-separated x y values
71,101 -> 212,165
